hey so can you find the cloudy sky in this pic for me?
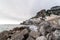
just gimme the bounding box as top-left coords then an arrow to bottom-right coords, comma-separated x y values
0,0 -> 60,24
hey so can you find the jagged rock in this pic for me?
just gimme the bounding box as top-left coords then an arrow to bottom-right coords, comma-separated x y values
10,29 -> 29,40
21,18 -> 41,25
0,31 -> 9,40
27,36 -> 35,40
46,33 -> 56,40
39,21 -> 52,36
53,30 -> 60,40
47,6 -> 60,16
50,24 -> 60,30
34,9 -> 46,18
21,6 -> 60,25
21,20 -> 33,25
36,36 -> 47,40
51,6 -> 60,10
29,18 -> 41,24
29,25 -> 38,32
29,31 -> 40,38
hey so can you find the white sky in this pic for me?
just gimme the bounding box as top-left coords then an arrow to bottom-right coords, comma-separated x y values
0,0 -> 60,24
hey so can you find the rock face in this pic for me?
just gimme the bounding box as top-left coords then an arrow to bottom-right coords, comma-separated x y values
0,6 -> 60,40
47,6 -> 60,16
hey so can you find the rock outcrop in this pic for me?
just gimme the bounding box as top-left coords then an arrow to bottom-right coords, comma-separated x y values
0,6 -> 60,40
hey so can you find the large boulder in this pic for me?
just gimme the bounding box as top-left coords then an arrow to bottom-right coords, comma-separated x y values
29,31 -> 40,38
53,30 -> 60,40
39,21 -> 52,36
0,31 -> 9,40
36,36 -> 47,40
26,36 -> 35,40
10,29 -> 29,40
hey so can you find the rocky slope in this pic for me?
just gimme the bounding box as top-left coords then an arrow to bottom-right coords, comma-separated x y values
0,6 -> 60,40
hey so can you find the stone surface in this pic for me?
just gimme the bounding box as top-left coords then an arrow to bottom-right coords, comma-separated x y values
27,36 -> 35,40
21,18 -> 41,25
29,31 -> 40,38
0,31 -> 9,40
36,36 -> 47,40
39,21 -> 52,36
51,6 -> 60,10
53,30 -> 60,40
11,29 -> 29,40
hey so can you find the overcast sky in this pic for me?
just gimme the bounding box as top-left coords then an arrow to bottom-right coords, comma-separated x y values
0,0 -> 60,24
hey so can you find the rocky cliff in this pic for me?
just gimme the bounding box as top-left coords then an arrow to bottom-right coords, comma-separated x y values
0,6 -> 60,40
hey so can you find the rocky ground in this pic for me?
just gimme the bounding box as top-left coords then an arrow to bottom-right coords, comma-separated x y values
0,6 -> 60,40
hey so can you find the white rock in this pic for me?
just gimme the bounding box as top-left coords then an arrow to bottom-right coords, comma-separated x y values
53,30 -> 60,40
29,25 -> 38,32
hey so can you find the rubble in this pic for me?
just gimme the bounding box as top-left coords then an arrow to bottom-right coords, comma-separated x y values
0,6 -> 60,40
